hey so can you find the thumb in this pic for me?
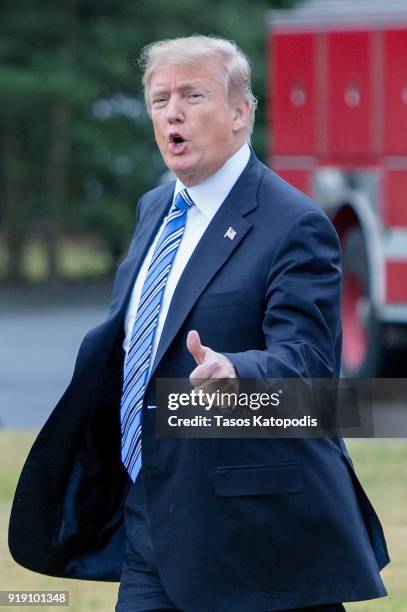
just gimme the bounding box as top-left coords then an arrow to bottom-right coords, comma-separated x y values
186,330 -> 208,365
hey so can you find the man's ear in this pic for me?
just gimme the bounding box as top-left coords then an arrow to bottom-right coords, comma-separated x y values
232,99 -> 251,133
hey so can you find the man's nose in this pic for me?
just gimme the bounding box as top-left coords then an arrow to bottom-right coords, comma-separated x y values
166,96 -> 184,123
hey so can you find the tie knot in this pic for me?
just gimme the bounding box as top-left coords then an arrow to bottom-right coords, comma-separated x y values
175,189 -> 194,212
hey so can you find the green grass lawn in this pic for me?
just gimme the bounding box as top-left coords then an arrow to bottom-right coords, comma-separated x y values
1,432 -> 406,611
0,432 -> 118,611
0,238 -> 112,282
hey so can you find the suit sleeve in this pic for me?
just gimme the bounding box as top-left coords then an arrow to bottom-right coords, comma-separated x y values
222,210 -> 342,379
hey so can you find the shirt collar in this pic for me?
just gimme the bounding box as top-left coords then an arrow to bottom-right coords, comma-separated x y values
173,142 -> 251,220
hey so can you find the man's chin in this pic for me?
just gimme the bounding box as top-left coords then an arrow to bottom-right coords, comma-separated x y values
168,160 -> 198,186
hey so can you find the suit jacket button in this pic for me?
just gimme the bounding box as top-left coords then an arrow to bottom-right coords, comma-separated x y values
169,504 -> 175,514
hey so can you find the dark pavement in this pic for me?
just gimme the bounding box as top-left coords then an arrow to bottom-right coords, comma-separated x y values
1,281 -> 407,435
0,282 -> 111,429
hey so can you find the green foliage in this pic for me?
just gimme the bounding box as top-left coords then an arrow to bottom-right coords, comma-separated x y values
0,0 -> 299,281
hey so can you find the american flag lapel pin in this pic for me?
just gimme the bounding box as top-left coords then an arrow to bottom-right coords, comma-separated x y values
224,226 -> 237,240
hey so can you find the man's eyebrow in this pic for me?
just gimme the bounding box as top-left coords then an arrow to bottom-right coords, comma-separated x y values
150,81 -> 209,96
150,87 -> 168,97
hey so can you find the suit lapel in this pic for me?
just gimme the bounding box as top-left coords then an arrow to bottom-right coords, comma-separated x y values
114,183 -> 175,317
149,153 -> 264,379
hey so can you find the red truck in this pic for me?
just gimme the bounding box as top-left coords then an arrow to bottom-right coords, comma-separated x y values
268,0 -> 407,377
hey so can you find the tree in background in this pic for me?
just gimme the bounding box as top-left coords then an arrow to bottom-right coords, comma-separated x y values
0,0 -> 295,282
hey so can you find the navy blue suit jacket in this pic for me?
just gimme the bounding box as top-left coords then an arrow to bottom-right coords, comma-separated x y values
9,153 -> 389,611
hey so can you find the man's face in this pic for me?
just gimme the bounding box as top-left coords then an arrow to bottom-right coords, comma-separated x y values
148,59 -> 245,187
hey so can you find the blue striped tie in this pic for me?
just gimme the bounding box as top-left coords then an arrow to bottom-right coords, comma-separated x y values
121,189 -> 194,482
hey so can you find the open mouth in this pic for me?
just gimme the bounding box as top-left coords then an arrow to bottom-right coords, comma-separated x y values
169,133 -> 185,145
168,133 -> 187,153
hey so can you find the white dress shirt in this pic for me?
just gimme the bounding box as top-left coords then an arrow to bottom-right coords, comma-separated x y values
123,142 -> 251,374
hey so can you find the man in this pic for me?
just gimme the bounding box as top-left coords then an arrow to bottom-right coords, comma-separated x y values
9,36 -> 389,612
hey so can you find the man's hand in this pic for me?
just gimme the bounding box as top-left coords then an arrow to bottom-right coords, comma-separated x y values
186,330 -> 238,401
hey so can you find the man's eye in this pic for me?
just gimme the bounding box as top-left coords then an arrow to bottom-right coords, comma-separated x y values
152,98 -> 168,107
188,93 -> 203,101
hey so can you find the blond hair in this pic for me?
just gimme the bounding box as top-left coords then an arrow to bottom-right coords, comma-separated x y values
138,35 -> 257,136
